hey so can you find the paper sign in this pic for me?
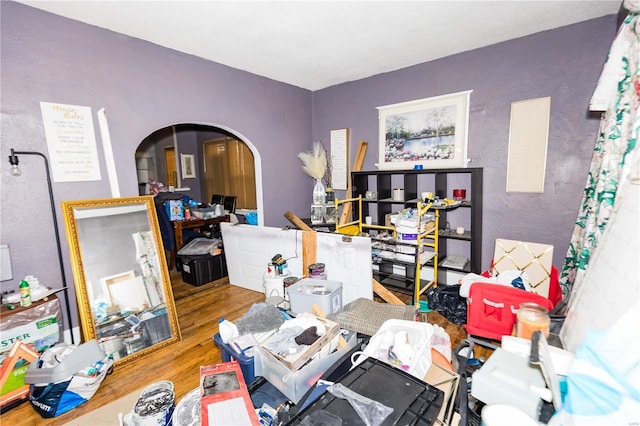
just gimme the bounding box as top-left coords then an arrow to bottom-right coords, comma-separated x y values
330,128 -> 348,190
40,102 -> 101,182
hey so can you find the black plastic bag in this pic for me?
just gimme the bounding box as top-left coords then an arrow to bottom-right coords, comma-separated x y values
426,285 -> 467,324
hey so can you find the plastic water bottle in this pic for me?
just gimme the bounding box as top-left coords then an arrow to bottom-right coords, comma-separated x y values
218,318 -> 239,344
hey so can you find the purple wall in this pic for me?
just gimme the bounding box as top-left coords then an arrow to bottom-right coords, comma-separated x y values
312,15 -> 618,270
0,2 -> 312,329
0,0 -> 619,335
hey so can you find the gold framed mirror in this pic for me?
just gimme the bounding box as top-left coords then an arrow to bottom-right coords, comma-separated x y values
62,196 -> 181,365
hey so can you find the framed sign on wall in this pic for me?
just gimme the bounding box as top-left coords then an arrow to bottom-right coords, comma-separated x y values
330,128 -> 348,190
181,153 -> 196,179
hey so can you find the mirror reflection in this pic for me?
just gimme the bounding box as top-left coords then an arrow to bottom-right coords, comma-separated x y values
63,196 -> 181,364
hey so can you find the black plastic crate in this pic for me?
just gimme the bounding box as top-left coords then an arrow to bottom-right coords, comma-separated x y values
286,357 -> 444,425
179,253 -> 227,286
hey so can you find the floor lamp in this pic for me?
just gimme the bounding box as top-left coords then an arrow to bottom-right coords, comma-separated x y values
8,149 -> 75,344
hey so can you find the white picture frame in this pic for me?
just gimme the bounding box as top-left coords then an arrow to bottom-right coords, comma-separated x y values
181,153 -> 196,179
99,270 -> 135,305
377,90 -> 471,170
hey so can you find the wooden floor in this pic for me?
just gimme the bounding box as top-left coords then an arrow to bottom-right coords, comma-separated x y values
1,273 -> 472,425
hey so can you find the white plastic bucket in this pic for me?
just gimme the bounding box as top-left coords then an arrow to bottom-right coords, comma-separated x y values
263,274 -> 285,300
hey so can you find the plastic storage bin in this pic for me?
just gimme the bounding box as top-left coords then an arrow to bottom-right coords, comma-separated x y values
177,238 -> 222,256
213,332 -> 256,386
286,357 -> 444,425
179,253 -> 227,286
286,278 -> 342,316
254,334 -> 356,404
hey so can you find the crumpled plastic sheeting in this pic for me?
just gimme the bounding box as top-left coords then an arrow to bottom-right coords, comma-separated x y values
263,326 -> 304,356
549,307 -> 640,425
327,383 -> 394,426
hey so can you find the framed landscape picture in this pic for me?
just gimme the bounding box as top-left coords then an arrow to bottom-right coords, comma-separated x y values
377,90 -> 471,170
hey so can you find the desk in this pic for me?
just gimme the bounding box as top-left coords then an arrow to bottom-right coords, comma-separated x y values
169,216 -> 230,270
173,215 -> 230,250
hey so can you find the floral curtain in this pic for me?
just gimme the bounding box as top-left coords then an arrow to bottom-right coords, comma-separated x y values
560,7 -> 639,304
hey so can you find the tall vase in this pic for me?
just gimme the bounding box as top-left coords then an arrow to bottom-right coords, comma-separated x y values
312,179 -> 326,204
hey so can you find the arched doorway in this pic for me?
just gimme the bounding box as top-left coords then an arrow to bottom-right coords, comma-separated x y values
135,123 -> 263,222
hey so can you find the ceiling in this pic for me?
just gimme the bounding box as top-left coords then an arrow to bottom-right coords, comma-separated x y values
17,1 -> 622,91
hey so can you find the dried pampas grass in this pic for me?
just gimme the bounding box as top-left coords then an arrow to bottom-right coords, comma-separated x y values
298,141 -> 327,180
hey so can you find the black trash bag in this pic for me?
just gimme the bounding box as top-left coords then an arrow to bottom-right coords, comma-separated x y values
427,285 -> 467,324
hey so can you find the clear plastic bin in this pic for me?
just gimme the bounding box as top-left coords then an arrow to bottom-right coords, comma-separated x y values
286,278 -> 342,316
254,334 -> 355,403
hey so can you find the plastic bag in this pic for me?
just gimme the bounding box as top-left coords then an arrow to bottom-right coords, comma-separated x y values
263,326 -> 304,356
300,410 -> 342,425
327,383 -> 394,426
351,319 -> 433,380
459,271 -> 532,298
246,211 -> 258,225
25,341 -> 112,418
431,324 -> 452,362
427,285 -> 467,324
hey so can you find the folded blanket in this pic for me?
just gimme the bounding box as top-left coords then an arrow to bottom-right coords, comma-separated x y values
327,298 -> 416,336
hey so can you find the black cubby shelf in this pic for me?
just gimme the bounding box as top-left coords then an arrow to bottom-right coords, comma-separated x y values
352,167 -> 483,275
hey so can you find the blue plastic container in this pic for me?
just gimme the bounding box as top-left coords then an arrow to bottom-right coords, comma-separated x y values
213,332 -> 256,385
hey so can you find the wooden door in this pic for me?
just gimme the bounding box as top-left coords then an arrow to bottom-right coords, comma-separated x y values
228,140 -> 256,209
203,138 -> 256,209
204,140 -> 230,199
165,147 -> 176,186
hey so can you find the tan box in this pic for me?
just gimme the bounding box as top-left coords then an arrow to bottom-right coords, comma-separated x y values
384,212 -> 399,228
260,315 -> 339,371
424,358 -> 460,425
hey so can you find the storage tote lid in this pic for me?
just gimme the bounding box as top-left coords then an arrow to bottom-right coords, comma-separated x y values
177,238 -> 221,256
289,278 -> 342,293
24,340 -> 105,384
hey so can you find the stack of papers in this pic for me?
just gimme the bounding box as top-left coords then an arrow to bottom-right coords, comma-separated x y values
441,256 -> 468,270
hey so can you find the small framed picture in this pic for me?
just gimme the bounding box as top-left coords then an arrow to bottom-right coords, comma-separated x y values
181,153 -> 196,179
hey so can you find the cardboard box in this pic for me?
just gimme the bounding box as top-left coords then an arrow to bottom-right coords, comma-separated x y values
385,212 -> 399,228
165,200 -> 184,221
423,357 -> 460,425
260,315 -> 340,371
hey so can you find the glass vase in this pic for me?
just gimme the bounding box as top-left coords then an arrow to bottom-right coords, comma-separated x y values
312,179 -> 326,204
